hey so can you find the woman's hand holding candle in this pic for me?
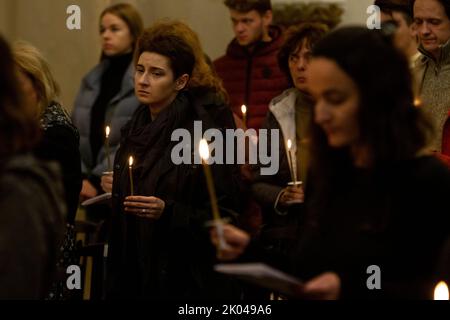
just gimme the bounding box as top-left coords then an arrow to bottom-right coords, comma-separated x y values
210,224 -> 250,261
278,185 -> 304,208
124,196 -> 165,220
101,172 -> 113,193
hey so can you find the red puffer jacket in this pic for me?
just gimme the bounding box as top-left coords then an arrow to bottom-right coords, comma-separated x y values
214,26 -> 289,130
440,112 -> 450,167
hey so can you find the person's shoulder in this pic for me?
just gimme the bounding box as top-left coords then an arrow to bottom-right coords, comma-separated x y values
214,53 -> 233,69
270,88 -> 296,107
190,87 -> 224,105
0,154 -> 63,199
214,54 -> 227,65
214,39 -> 246,64
2,154 -> 61,180
261,25 -> 285,52
188,89 -> 235,129
402,155 -> 450,186
80,60 -> 107,86
41,103 -> 78,133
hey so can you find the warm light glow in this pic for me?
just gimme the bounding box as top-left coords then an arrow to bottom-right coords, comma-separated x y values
129,156 -> 134,167
105,126 -> 110,138
434,281 -> 449,300
199,139 -> 210,161
287,139 -> 292,150
414,98 -> 422,108
241,105 -> 247,115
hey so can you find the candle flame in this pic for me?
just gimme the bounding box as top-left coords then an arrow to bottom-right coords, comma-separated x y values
413,98 -> 422,108
129,156 -> 134,167
434,281 -> 449,300
241,105 -> 247,115
287,139 -> 292,150
199,139 -> 210,161
105,126 -> 110,138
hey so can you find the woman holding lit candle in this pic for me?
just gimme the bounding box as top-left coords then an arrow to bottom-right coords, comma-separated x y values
106,22 -> 242,300
251,23 -> 328,254
212,27 -> 450,299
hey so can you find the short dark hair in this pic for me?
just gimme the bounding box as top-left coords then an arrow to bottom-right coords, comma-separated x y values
278,23 -> 329,86
375,0 -> 414,25
134,25 -> 195,80
411,0 -> 450,20
224,0 -> 272,14
0,35 -> 40,159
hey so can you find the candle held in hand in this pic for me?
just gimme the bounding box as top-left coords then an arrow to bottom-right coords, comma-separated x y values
287,139 -> 297,184
199,139 -> 221,221
128,156 -> 134,196
105,126 -> 111,172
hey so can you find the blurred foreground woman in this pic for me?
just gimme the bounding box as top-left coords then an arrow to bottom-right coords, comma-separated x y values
0,35 -> 65,299
212,27 -> 450,300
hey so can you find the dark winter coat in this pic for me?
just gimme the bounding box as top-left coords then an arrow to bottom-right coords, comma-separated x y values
107,89 -> 244,299
35,102 -> 81,223
0,154 -> 65,299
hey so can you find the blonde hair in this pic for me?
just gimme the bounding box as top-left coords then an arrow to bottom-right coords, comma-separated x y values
12,41 -> 60,116
143,19 -> 228,102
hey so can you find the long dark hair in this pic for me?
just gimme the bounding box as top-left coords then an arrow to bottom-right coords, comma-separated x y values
0,35 -> 40,160
307,27 -> 432,217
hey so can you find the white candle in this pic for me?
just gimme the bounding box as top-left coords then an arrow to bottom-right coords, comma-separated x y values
128,156 -> 134,196
105,126 -> 111,172
199,139 -> 228,251
241,105 -> 247,130
199,139 -> 221,221
287,139 -> 297,184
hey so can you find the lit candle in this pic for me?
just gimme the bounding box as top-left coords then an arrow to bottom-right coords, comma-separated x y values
199,139 -> 221,221
287,139 -> 297,184
434,281 -> 449,300
199,139 -> 228,252
241,105 -> 247,130
105,126 -> 111,172
413,97 -> 422,108
128,156 -> 134,196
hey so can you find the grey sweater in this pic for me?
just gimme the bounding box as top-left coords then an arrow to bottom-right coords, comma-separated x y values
415,41 -> 450,151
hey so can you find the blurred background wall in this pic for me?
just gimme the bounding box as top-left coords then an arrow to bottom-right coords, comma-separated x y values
0,0 -> 373,112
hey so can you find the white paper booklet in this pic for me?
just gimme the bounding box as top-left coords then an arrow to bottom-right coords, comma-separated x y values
81,192 -> 112,206
214,262 -> 303,296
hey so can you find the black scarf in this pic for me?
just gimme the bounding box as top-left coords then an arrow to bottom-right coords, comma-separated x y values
90,52 -> 133,162
122,92 -> 192,194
